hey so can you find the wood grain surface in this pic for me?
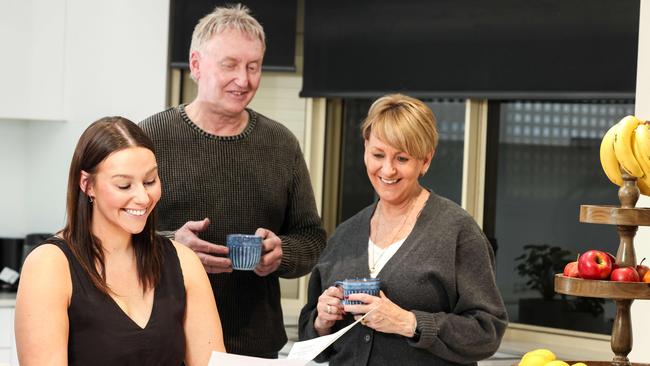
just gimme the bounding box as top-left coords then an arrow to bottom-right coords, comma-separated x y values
579,205 -> 650,226
554,275 -> 650,299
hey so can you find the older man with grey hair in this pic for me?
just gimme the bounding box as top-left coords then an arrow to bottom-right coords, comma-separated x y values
140,4 -> 326,358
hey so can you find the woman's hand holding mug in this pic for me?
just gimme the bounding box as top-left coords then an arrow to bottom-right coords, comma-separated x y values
347,291 -> 418,337
314,286 -> 344,336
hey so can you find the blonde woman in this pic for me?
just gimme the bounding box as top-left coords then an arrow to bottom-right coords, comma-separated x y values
299,94 -> 508,365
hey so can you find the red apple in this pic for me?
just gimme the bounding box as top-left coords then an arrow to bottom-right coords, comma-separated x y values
610,267 -> 641,282
563,261 -> 580,278
578,250 -> 613,280
607,252 -> 619,270
636,258 -> 649,279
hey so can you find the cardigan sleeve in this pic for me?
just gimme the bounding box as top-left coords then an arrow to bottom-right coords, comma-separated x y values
275,143 -> 327,278
298,264 -> 341,363
407,217 -> 508,363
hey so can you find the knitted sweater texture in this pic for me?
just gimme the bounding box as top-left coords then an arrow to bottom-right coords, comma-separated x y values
299,192 -> 508,365
140,105 -> 326,356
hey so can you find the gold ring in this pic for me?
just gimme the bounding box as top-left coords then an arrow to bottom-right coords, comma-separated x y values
327,305 -> 332,314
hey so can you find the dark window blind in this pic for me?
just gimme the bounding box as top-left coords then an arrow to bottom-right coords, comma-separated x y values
170,0 -> 297,71
301,0 -> 639,99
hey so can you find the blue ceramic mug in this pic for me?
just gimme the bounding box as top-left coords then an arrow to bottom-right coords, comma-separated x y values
335,278 -> 381,305
226,234 -> 262,270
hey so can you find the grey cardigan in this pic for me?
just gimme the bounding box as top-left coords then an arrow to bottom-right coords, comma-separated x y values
299,192 -> 508,366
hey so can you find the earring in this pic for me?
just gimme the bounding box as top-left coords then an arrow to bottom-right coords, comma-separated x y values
89,196 -> 94,203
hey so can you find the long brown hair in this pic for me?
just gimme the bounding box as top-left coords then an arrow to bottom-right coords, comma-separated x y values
62,116 -> 163,295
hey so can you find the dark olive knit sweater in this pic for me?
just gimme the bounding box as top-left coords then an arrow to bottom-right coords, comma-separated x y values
140,105 -> 326,357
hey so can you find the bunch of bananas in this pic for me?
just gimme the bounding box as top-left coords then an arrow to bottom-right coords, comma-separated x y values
518,349 -> 586,366
600,115 -> 650,195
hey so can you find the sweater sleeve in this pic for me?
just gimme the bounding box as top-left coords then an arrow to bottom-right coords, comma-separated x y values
407,217 -> 508,363
275,144 -> 327,278
298,264 -> 340,363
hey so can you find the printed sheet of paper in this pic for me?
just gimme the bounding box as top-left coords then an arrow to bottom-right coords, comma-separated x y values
207,352 -> 308,366
286,309 -> 375,361
207,309 -> 375,366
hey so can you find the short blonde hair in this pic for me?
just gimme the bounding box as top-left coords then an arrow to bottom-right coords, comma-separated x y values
189,3 -> 266,60
361,94 -> 438,160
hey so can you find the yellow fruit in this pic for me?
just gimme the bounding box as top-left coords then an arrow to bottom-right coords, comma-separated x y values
519,354 -> 549,366
572,363 -> 588,366
614,115 -> 643,178
601,124 -> 623,186
545,361 -> 570,366
528,349 -> 556,362
633,127 -> 650,195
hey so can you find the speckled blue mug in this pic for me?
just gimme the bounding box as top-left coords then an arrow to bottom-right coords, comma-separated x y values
227,234 -> 262,270
335,278 -> 381,305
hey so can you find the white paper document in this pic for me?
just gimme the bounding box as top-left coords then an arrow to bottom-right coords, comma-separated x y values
207,352 -> 307,366
208,310 -> 374,366
286,311 -> 372,361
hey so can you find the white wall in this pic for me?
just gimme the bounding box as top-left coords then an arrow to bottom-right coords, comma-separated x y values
631,0 -> 650,362
248,73 -> 307,149
0,0 -> 169,237
0,121 -> 27,237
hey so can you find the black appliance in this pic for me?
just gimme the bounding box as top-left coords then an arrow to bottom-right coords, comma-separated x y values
0,237 -> 24,292
0,233 -> 51,292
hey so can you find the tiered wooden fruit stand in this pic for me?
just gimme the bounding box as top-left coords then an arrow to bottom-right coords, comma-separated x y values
555,174 -> 650,366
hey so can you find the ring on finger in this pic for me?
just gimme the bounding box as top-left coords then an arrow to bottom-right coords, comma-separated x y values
327,305 -> 332,314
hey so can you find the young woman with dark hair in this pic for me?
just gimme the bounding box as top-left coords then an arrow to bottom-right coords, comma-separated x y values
15,116 -> 225,365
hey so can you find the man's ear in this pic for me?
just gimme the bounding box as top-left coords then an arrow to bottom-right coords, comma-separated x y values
189,50 -> 201,80
79,170 -> 93,197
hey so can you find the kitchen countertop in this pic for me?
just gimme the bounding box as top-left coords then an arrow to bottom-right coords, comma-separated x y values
0,292 -> 16,307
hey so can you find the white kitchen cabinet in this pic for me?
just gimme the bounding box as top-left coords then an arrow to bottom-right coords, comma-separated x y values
0,0 -> 66,121
0,308 -> 10,348
0,306 -> 16,366
0,349 -> 10,366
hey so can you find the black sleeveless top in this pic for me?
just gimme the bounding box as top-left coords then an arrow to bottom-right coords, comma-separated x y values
46,236 -> 186,365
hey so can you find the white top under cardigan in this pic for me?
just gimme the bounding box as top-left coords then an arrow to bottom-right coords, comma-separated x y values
368,238 -> 406,278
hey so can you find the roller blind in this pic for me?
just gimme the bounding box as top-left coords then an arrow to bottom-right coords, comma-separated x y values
301,0 -> 639,99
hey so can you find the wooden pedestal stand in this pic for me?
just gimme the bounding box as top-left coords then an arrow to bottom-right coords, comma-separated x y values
555,174 -> 650,366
